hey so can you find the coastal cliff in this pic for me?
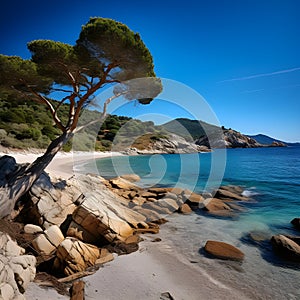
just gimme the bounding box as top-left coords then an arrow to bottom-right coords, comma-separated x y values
195,129 -> 286,149
122,133 -> 210,155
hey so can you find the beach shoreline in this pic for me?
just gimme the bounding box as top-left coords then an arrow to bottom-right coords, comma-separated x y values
0,149 -> 124,180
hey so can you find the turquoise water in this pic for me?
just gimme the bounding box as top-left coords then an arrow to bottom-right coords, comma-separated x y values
95,147 -> 300,231
90,147 -> 300,299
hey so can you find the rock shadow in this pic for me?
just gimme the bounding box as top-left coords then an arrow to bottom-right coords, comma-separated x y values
240,232 -> 300,271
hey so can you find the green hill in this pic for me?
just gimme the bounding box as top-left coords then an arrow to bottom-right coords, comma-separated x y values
247,134 -> 300,147
0,97 -> 167,151
159,118 -> 220,141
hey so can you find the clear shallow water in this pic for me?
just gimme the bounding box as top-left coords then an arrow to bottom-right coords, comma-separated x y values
86,147 -> 300,299
94,147 -> 300,231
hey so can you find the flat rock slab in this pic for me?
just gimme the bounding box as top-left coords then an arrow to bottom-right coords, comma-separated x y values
214,187 -> 249,201
204,240 -> 244,261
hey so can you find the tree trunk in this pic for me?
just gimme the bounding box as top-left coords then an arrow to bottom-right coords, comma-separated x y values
0,131 -> 73,219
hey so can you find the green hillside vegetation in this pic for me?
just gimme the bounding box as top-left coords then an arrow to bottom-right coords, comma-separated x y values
160,118 -> 220,141
0,97 -> 168,151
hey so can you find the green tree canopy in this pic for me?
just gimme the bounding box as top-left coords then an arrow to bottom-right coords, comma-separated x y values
0,17 -> 162,133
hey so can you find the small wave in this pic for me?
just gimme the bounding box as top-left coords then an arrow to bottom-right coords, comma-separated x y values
242,188 -> 260,197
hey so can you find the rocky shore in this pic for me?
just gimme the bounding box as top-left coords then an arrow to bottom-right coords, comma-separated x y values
0,152 -> 299,299
195,128 -> 287,148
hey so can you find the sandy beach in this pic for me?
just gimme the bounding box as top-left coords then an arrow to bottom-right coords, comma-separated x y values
1,150 -> 250,300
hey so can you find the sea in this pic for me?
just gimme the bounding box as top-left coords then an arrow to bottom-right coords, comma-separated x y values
78,146 -> 300,299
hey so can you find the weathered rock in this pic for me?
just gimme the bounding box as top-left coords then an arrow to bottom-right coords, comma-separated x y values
157,198 -> 181,211
291,218 -> 300,231
45,225 -> 65,246
285,235 -> 300,245
201,192 -> 213,199
70,281 -> 85,300
140,191 -> 158,199
147,187 -> 169,194
109,177 -> 138,190
107,234 -> 140,254
0,232 -> 36,299
214,187 -> 249,202
201,198 -> 233,216
0,156 -> 18,186
178,203 -> 192,214
116,190 -> 132,199
132,206 -> 164,223
95,248 -> 114,265
146,198 -> 157,203
124,235 -> 141,244
55,237 -> 100,276
142,202 -> 172,215
163,192 -> 178,201
0,283 -> 14,300
131,196 -> 146,206
68,175 -> 148,244
120,174 -> 141,183
183,191 -> 204,207
67,221 -> 95,243
0,156 -> 20,218
32,233 -> 56,255
141,197 -> 181,215
248,231 -> 270,244
128,190 -> 137,199
165,187 -> 185,196
196,129 -> 263,149
204,240 -> 244,261
219,185 -> 244,194
225,202 -> 246,212
271,234 -> 300,262
18,172 -> 79,228
70,203 -> 144,244
160,292 -> 175,300
24,224 -> 43,234
126,133 -> 209,154
32,225 -> 64,255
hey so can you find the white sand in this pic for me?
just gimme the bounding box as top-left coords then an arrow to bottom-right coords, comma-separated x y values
24,236 -> 248,300
0,150 -> 123,179
1,150 -> 249,300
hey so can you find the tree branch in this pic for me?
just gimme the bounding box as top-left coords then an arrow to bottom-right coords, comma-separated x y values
19,80 -> 65,131
69,62 -> 118,132
73,91 -> 127,133
51,88 -> 73,93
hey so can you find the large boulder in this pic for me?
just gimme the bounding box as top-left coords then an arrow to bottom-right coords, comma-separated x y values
214,187 -> 249,202
291,218 -> 300,231
0,156 -> 20,218
54,237 -> 100,276
17,172 -> 80,229
201,198 -> 233,216
178,203 -> 192,214
0,232 -> 36,299
271,234 -> 300,262
204,240 -> 244,261
182,190 -> 204,208
142,197 -> 181,215
67,175 -> 148,244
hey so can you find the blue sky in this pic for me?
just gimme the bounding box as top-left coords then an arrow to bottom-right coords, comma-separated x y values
1,0 -> 300,141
